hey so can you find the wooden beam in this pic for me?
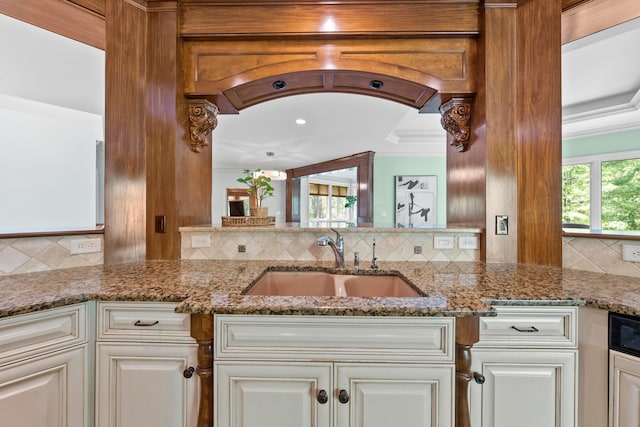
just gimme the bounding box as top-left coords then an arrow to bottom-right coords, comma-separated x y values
0,0 -> 105,49
562,0 -> 640,44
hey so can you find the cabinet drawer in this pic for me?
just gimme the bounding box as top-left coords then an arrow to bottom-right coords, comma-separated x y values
0,303 -> 86,366
97,301 -> 191,342
476,306 -> 577,348
215,315 -> 454,363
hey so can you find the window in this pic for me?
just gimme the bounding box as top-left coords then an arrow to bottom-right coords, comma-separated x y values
562,151 -> 640,231
308,182 -> 353,227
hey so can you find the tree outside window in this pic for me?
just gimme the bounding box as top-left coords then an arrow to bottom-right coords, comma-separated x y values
562,153 -> 640,232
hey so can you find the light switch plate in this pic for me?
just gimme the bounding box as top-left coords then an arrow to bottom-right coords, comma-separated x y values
623,244 -> 640,262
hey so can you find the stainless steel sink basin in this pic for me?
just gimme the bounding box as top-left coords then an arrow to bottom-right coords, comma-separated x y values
245,271 -> 421,297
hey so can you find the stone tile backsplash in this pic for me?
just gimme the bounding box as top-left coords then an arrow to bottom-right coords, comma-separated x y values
563,236 -> 640,278
1,232 -> 638,278
181,229 -> 481,263
0,235 -> 104,276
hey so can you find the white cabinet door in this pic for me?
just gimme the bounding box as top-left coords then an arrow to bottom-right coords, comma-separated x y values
0,345 -> 87,427
335,363 -> 454,427
609,350 -> 640,427
96,342 -> 198,427
470,349 -> 577,427
215,361 -> 332,427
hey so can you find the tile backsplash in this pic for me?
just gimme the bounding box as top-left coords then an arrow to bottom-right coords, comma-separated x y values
2,232 -> 637,278
0,235 -> 104,276
563,236 -> 640,277
181,228 -> 481,263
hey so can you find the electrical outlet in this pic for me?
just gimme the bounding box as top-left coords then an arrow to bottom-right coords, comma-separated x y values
414,246 -> 422,254
623,244 -> 640,262
459,236 -> 479,250
238,245 -> 246,253
69,238 -> 102,255
434,236 -> 454,249
191,235 -> 211,248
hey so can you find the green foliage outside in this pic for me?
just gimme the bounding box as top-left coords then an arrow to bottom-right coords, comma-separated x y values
601,158 -> 640,231
562,158 -> 640,231
562,164 -> 590,226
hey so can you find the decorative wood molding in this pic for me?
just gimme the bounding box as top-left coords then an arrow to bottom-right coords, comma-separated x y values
186,99 -> 218,153
190,314 -> 214,427
439,97 -> 472,152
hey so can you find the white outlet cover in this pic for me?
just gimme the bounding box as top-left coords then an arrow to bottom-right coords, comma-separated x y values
434,236 -> 454,249
191,235 -> 211,248
622,244 -> 640,262
69,238 -> 102,255
459,236 -> 479,250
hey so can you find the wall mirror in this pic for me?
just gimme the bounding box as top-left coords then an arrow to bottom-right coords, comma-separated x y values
0,14 -> 105,234
212,92 -> 448,228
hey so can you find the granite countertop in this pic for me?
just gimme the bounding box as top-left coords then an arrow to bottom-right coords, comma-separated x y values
1,260 -> 640,319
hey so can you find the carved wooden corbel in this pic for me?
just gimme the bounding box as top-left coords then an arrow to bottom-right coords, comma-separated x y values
186,99 -> 218,153
439,98 -> 472,152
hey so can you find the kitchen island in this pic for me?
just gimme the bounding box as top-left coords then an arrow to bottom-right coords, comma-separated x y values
0,260 -> 638,427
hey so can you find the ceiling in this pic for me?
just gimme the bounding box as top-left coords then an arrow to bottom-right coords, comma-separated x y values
1,13 -> 639,171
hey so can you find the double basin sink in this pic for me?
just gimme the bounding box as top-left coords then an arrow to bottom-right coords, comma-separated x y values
244,271 -> 421,298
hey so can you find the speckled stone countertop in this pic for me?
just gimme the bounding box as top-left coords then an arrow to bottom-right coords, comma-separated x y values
1,260 -> 640,319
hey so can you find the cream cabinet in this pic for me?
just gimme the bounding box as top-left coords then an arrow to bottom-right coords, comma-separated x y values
609,350 -> 640,427
214,315 -> 455,427
470,306 -> 578,427
0,303 -> 89,427
95,301 -> 199,427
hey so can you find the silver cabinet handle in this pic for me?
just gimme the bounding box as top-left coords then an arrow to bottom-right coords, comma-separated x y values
510,325 -> 539,333
134,320 -> 159,327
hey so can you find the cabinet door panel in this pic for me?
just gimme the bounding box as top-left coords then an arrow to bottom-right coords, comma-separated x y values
335,363 -> 454,427
470,350 -> 576,427
215,362 -> 332,427
0,346 -> 87,427
96,343 -> 198,427
609,350 -> 640,427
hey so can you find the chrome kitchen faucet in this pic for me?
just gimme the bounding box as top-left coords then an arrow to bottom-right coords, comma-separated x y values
317,228 -> 345,269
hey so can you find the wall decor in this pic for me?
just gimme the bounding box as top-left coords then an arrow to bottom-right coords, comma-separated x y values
395,175 -> 437,228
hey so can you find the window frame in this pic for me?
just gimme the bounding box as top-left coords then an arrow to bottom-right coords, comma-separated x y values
563,149 -> 640,232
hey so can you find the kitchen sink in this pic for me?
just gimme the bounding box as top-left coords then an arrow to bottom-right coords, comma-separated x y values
245,271 -> 421,297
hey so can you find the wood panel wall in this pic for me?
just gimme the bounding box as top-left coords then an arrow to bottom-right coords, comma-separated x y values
105,1 -> 212,263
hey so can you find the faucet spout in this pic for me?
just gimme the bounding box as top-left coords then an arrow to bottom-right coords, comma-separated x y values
317,228 -> 345,269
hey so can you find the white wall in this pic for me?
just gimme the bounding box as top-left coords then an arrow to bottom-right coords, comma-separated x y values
212,168 -> 286,224
0,94 -> 103,233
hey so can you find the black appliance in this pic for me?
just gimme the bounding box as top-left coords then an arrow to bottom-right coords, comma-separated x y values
609,312 -> 640,358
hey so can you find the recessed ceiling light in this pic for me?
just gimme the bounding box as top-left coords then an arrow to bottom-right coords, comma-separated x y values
296,118 -> 306,125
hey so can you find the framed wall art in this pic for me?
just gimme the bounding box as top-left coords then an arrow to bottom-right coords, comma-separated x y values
395,175 -> 437,228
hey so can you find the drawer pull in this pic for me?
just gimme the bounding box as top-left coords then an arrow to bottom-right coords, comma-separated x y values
510,325 -> 539,333
338,389 -> 350,404
317,390 -> 328,404
134,320 -> 159,327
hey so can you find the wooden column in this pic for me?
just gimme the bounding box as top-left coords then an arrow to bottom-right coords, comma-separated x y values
191,314 -> 214,427
447,0 -> 562,267
455,316 -> 480,427
105,0 -> 212,263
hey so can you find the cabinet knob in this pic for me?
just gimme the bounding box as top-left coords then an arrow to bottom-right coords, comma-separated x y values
473,372 -> 485,384
338,389 -> 350,404
317,390 -> 328,404
183,366 -> 195,379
